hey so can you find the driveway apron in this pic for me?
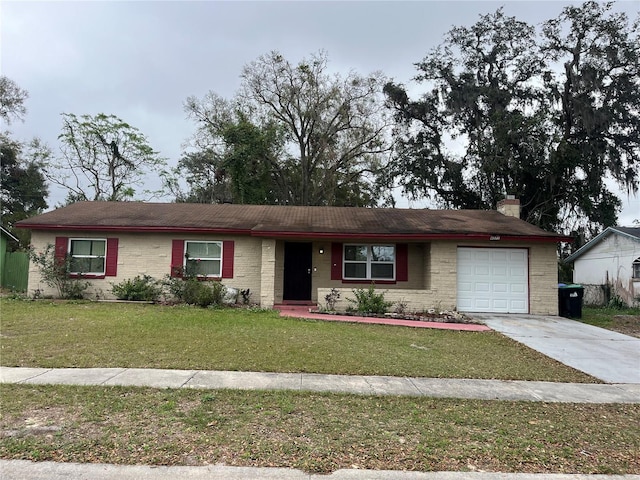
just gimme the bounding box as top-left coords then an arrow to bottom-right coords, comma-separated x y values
476,314 -> 640,384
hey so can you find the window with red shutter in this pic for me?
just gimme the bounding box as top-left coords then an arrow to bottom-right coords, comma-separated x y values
105,238 -> 119,277
396,243 -> 408,282
68,238 -> 107,276
333,243 -> 408,284
170,239 -> 235,279
54,237 -> 68,266
171,239 -> 185,277
54,236 -> 118,278
222,240 -> 234,278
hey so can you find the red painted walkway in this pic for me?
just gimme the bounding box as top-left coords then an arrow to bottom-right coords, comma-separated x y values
275,305 -> 491,331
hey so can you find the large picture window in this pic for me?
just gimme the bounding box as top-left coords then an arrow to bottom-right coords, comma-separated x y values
184,241 -> 222,277
69,239 -> 106,275
343,244 -> 395,280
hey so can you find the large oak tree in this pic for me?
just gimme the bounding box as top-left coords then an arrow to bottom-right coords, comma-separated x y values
385,2 -> 639,234
178,51 -> 393,206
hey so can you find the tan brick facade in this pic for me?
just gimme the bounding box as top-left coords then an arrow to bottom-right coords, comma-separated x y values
317,241 -> 559,315
27,232 -> 559,315
27,231 -> 263,302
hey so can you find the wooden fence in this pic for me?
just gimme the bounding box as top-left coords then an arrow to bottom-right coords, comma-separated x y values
2,251 -> 29,292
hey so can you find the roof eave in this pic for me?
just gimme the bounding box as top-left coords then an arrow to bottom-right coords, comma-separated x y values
256,230 -> 568,242
1,226 -> 19,243
17,223 -> 569,242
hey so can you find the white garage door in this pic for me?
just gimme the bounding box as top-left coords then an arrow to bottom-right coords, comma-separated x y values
457,247 -> 528,313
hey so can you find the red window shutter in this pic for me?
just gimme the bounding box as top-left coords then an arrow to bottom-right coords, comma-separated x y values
222,240 -> 234,278
331,242 -> 343,280
171,239 -> 185,277
396,243 -> 408,282
105,238 -> 119,276
54,237 -> 68,266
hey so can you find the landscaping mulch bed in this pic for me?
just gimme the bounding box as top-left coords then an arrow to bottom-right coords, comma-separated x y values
311,310 -> 482,324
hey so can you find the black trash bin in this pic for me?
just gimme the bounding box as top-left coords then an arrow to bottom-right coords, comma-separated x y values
558,284 -> 584,318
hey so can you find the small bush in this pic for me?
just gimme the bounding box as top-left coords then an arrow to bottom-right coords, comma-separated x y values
240,289 -> 252,304
111,275 -> 162,302
324,288 -> 341,311
394,298 -> 408,314
163,275 -> 186,302
165,276 -> 226,308
608,294 -> 627,310
29,244 -> 90,299
347,284 -> 392,315
62,280 -> 91,300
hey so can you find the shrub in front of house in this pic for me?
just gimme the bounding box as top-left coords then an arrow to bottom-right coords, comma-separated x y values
323,288 -> 340,312
163,275 -> 227,308
347,284 -> 392,315
111,275 -> 162,302
29,244 -> 90,300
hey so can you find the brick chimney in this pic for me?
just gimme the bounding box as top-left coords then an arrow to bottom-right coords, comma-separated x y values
497,195 -> 521,218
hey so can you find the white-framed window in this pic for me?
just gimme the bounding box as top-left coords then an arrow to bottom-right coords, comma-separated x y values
343,244 -> 395,280
69,238 -> 106,275
184,241 -> 222,277
633,257 -> 640,279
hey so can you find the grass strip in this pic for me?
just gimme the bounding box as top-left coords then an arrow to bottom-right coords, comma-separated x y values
581,307 -> 640,338
1,384 -> 638,474
1,299 -> 595,382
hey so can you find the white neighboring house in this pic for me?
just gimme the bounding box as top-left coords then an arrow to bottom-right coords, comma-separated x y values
565,227 -> 640,307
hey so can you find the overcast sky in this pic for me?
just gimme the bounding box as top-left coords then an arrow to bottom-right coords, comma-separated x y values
2,0 -> 638,225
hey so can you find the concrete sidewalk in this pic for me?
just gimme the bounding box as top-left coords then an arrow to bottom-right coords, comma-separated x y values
2,366 -> 639,403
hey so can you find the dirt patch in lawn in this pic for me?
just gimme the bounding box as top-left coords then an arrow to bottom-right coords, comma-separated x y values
610,315 -> 640,338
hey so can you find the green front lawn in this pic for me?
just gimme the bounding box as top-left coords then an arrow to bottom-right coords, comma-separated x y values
1,384 -> 638,474
0,299 -> 595,382
3,299 -> 637,475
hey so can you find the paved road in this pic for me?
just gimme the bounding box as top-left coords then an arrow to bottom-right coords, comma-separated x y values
476,314 -> 640,384
1,460 -> 639,480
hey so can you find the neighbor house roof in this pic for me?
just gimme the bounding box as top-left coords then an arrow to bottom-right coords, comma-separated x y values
15,201 -> 571,242
1,225 -> 19,243
564,226 -> 640,263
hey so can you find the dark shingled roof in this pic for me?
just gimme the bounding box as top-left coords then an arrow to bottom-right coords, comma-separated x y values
614,227 -> 640,239
16,201 -> 569,241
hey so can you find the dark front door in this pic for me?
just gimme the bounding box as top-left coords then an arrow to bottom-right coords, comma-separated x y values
283,242 -> 312,301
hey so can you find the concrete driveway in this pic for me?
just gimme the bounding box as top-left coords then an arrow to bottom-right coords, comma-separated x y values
475,314 -> 640,384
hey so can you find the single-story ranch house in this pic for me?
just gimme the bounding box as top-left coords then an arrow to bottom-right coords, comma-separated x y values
16,199 -> 571,315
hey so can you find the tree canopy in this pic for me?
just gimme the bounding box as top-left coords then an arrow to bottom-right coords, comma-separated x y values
385,2 -> 639,234
0,77 -> 49,246
0,76 -> 28,126
0,135 -> 49,245
175,51 -> 393,206
47,113 -> 165,203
